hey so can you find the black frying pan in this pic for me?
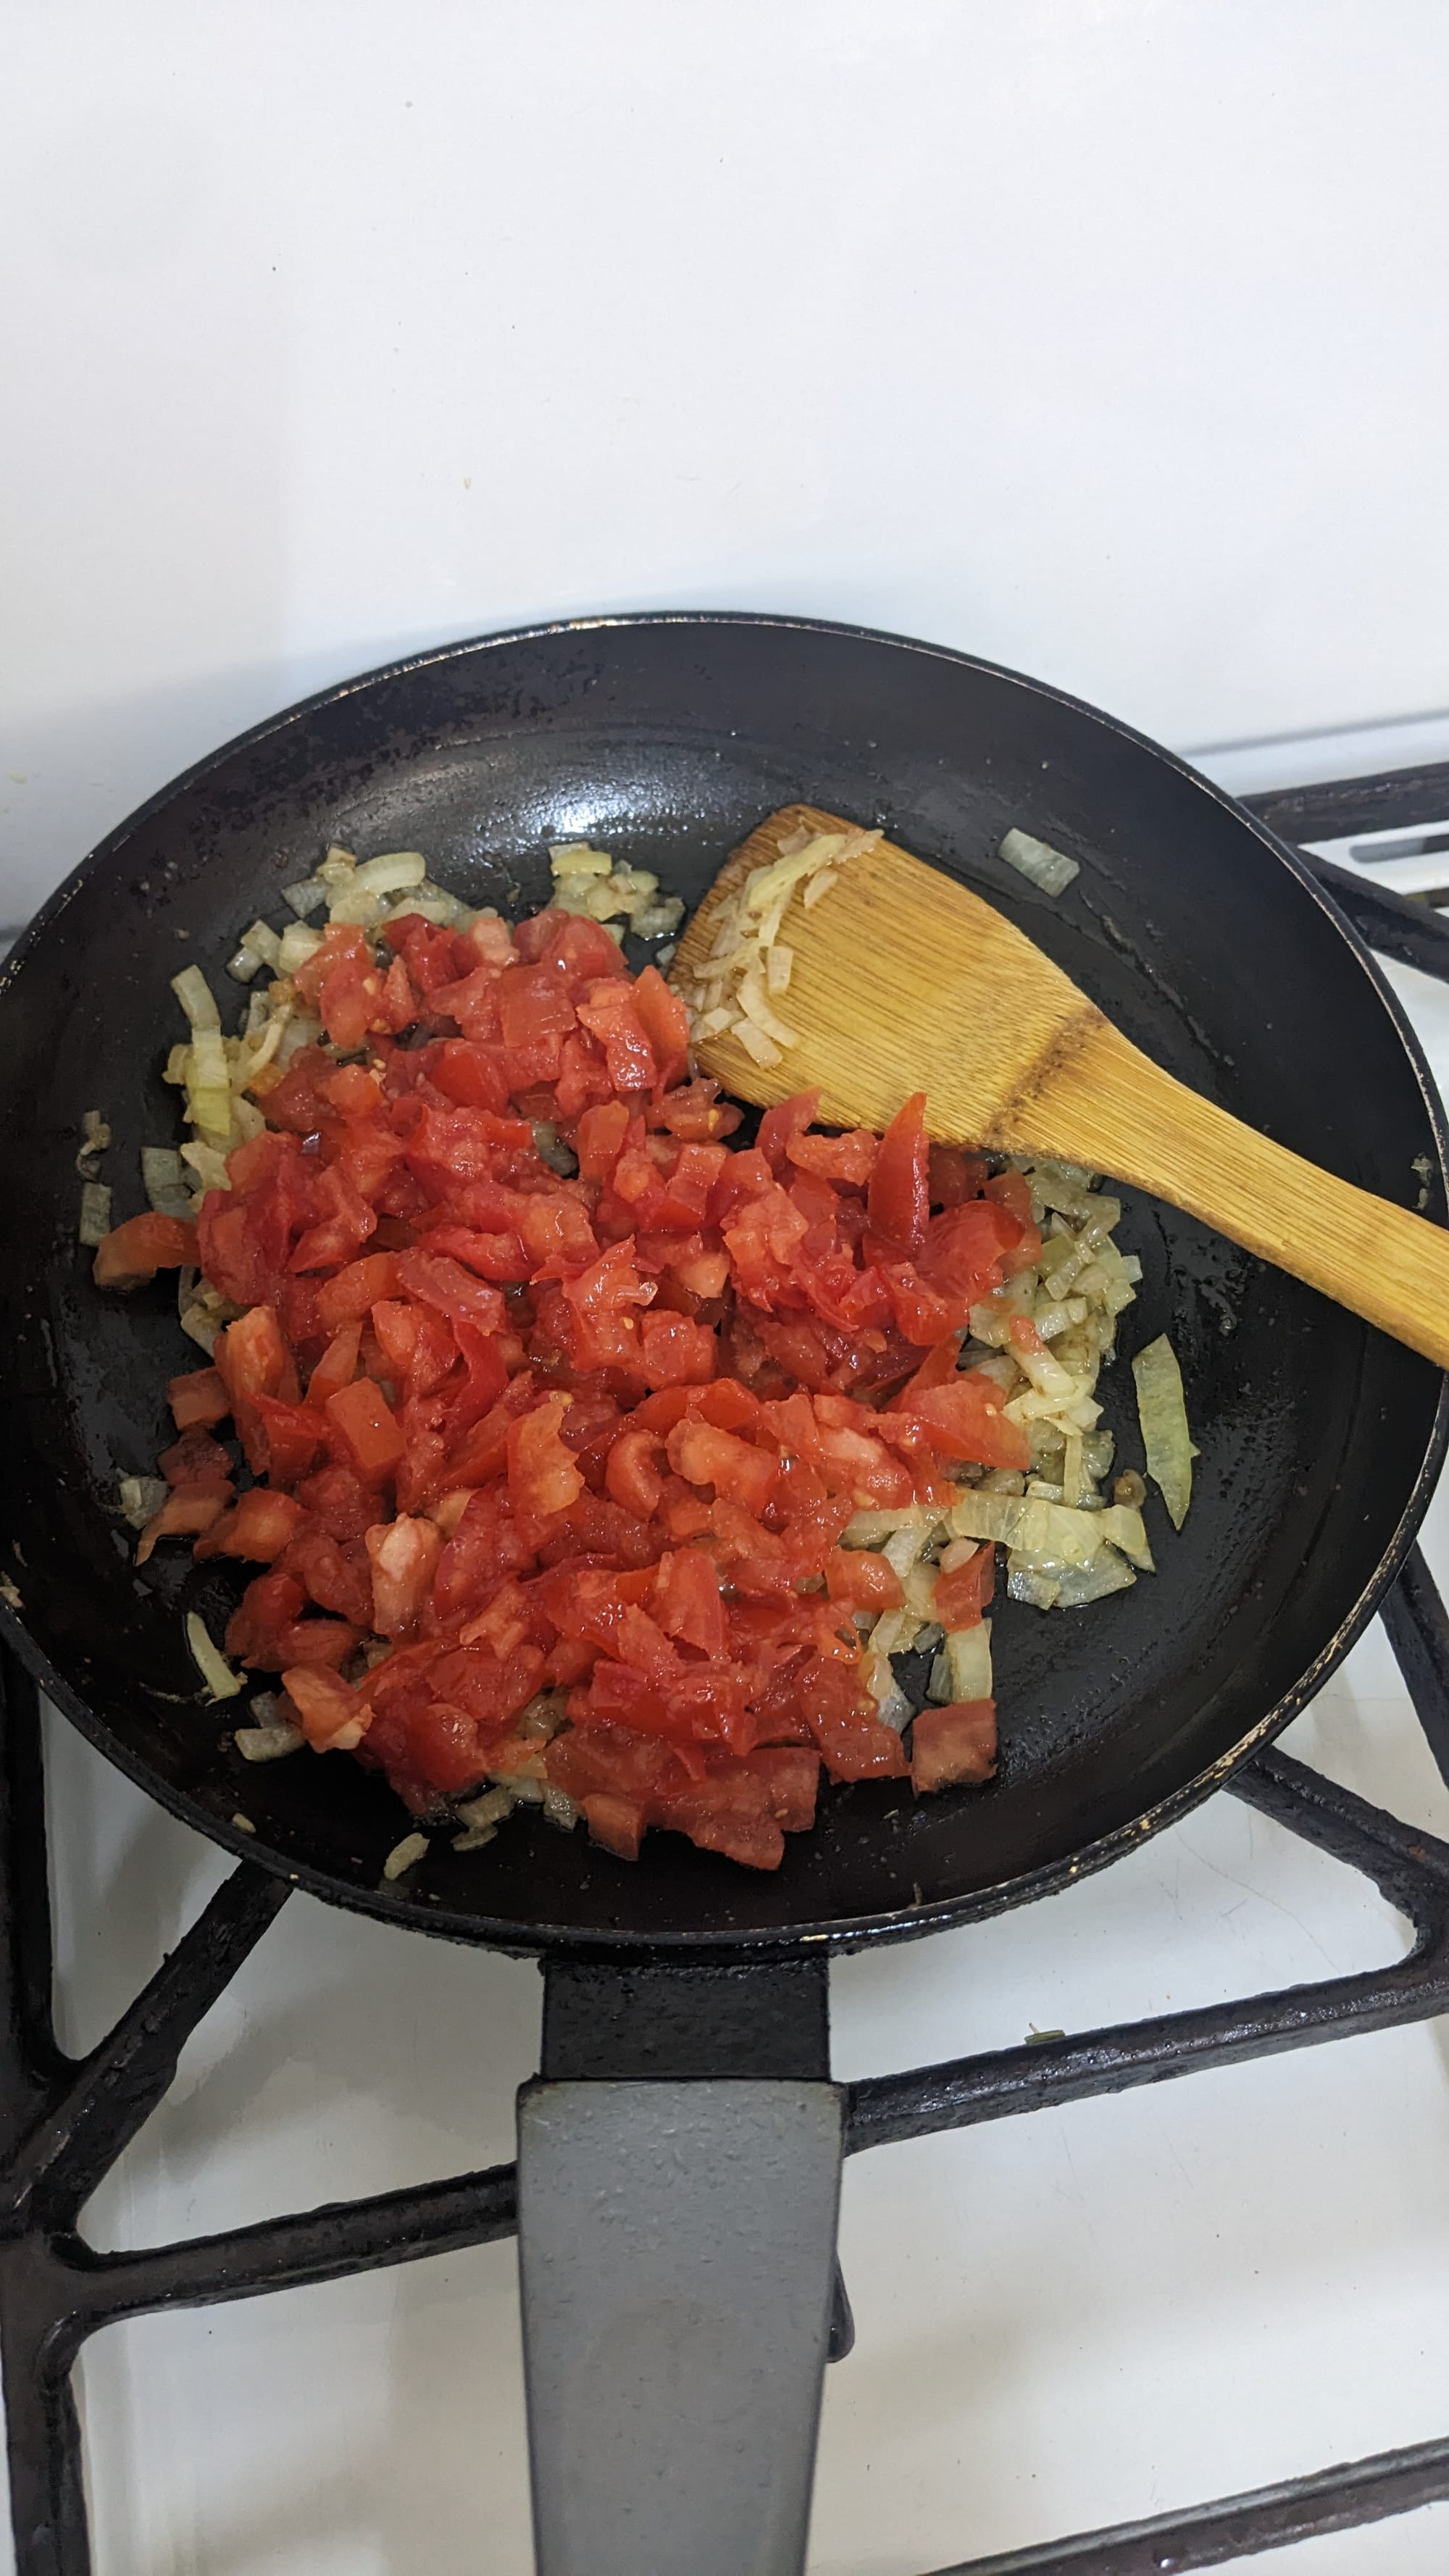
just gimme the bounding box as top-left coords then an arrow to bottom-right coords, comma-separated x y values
0,614 -> 1443,2571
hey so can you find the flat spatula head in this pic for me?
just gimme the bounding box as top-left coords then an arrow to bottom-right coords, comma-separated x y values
669,803 -> 1103,1147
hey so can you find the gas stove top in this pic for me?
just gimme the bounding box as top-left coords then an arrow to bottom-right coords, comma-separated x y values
10,749 -> 1449,2576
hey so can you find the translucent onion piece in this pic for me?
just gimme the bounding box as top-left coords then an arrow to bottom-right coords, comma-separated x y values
170,965 -> 221,1032
943,1619 -> 993,1701
75,1109 -> 112,1175
1051,1552 -> 1137,1609
999,829 -> 1080,897
353,850 -> 427,894
185,1611 -> 243,1702
142,1145 -> 193,1218
1007,1565 -> 1061,1610
118,1475 -> 168,1530
1095,1502 -> 1153,1571
277,923 -> 326,975
383,1832 -> 429,1881
78,1182 -> 112,1246
234,1723 -> 304,1762
1132,1334 -> 1195,1529
947,1490 -> 1111,1568
281,879 -> 328,917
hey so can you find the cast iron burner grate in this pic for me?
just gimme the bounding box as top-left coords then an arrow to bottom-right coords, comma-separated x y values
8,769 -> 1449,2576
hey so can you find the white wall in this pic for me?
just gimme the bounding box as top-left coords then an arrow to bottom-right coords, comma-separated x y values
4,0 -> 1449,920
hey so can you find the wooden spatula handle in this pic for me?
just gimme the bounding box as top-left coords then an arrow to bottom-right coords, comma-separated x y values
1017,1019 -> 1449,1370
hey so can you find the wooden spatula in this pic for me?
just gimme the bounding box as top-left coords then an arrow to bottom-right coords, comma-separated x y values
669,802 -> 1449,1371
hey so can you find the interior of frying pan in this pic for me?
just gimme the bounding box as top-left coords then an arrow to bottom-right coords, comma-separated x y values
0,613 -> 1443,1954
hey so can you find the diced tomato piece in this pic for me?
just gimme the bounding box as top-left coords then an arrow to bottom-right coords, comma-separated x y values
225,1570 -> 307,1665
932,1543 -> 995,1630
308,1321 -> 362,1409
508,1392 -> 585,1517
630,965 -> 690,1089
823,1548 -> 904,1613
250,1396 -> 326,1488
928,1144 -> 988,1207
651,1547 -> 728,1657
786,1126 -> 877,1185
394,1248 -> 506,1334
159,1428 -> 233,1487
429,1040 -> 511,1111
135,1485 -> 232,1563
276,1617 -> 361,1671
212,1487 -> 309,1562
92,1212 -> 199,1291
167,1366 -> 230,1431
884,1373 -> 1031,1471
666,1418 -> 777,1513
636,1310 -> 716,1387
575,979 -> 657,1092
604,1427 -> 667,1518
582,1792 -> 646,1861
369,1297 -> 419,1387
659,1783 -> 785,1870
277,1523 -> 373,1626
326,1379 -> 408,1482
218,1304 -> 293,1405
296,1463 -> 386,1543
317,1253 -> 401,1334
985,1169 -> 1035,1227
289,1161 -> 377,1274
575,1099 -> 631,1180
882,1262 -> 966,1347
740,1747 -> 820,1833
910,1699 -> 997,1791
809,1707 -> 911,1780
867,1092 -> 929,1254
282,1664 -> 371,1752
313,942 -> 386,1050
756,1092 -> 818,1174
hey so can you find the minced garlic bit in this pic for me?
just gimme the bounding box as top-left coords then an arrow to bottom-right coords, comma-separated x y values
675,824 -> 880,1067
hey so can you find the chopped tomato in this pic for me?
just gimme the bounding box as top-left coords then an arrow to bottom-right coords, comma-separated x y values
507,1392 -> 585,1516
582,1792 -> 646,1861
283,1664 -> 371,1752
159,1428 -> 233,1487
824,1549 -> 904,1613
207,1487 -> 309,1563
168,1366 -> 230,1431
326,1379 -> 407,1482
867,1092 -> 929,1253
932,1543 -> 995,1630
135,1486 -> 232,1564
317,1253 -> 401,1334
885,1372 -> 1032,1471
910,1699 -> 997,1791
114,879 -> 1042,1870
92,1211 -> 199,1291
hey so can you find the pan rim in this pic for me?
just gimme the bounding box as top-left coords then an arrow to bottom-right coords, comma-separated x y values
5,607 -> 1447,1957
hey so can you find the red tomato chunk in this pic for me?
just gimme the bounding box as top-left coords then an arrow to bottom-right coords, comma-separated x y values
96,900 -> 1040,1868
